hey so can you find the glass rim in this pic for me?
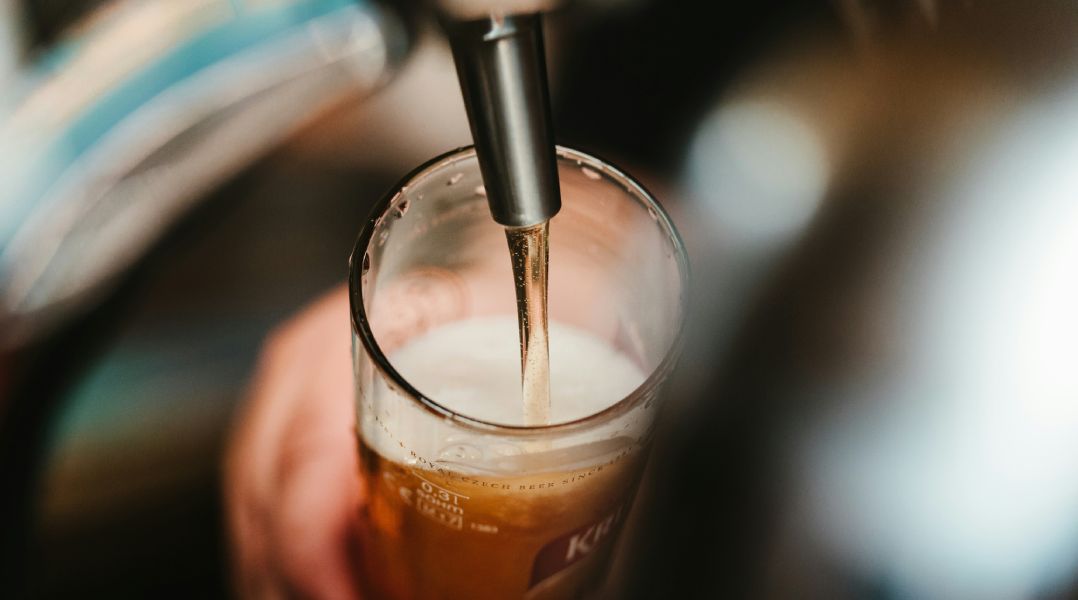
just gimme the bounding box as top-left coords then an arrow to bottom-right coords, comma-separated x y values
348,145 -> 690,436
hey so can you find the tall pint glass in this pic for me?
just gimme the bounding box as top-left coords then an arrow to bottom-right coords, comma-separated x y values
349,146 -> 687,600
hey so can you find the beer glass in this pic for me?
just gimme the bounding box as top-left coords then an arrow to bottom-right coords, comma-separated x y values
349,146 -> 687,599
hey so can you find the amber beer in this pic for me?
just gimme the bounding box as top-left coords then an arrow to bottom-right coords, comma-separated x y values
356,438 -> 645,600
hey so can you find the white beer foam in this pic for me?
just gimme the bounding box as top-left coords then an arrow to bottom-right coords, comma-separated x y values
390,316 -> 645,426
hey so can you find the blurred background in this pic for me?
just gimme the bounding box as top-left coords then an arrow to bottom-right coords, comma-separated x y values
3,0 -> 1078,598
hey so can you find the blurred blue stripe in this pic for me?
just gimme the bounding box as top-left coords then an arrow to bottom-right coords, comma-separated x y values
2,0 -> 360,247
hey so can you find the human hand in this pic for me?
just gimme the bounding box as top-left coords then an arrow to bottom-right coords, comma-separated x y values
225,287 -> 362,599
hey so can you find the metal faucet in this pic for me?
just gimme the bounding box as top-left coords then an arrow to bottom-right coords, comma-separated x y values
442,11 -> 561,228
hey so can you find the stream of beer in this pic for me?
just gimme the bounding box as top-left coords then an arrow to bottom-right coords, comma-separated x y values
505,223 -> 551,426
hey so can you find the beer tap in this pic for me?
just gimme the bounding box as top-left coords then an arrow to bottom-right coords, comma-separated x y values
441,7 -> 562,228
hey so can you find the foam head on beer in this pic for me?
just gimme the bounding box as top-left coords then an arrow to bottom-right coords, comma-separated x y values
389,315 -> 645,427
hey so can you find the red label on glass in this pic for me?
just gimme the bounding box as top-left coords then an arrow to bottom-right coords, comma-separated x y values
529,504 -> 627,588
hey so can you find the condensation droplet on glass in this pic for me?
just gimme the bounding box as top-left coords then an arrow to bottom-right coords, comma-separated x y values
447,173 -> 463,186
393,198 -> 410,218
378,230 -> 389,246
647,206 -> 658,221
361,252 -> 371,274
404,455 -> 419,466
438,444 -> 483,462
581,166 -> 601,180
475,185 -> 487,197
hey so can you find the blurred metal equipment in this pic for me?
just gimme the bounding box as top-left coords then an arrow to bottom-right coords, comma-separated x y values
0,2 -> 413,594
621,2 -> 1078,599
0,0 -> 412,350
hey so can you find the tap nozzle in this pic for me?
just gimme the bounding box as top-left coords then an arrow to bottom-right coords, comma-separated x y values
444,12 -> 561,228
